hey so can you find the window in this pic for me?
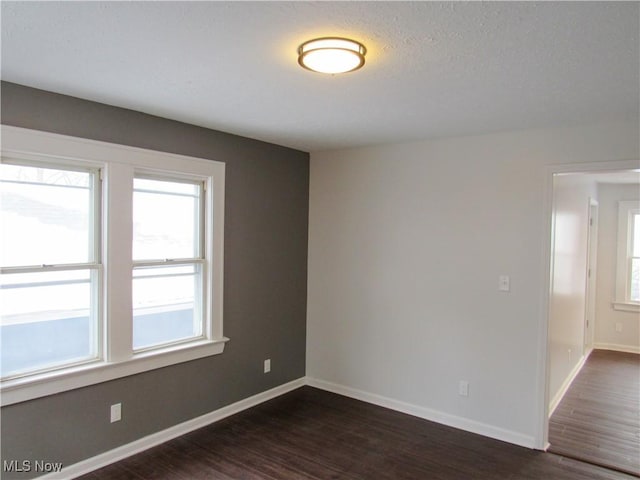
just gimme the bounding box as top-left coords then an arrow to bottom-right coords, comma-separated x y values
1,163 -> 101,379
631,213 -> 640,302
613,200 -> 640,312
132,177 -> 205,350
0,126 -> 226,406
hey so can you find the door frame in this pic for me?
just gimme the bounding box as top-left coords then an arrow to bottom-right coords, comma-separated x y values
584,198 -> 599,351
535,158 -> 639,450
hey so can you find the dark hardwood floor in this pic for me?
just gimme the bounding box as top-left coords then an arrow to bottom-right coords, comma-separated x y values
80,386 -> 634,480
549,349 -> 640,477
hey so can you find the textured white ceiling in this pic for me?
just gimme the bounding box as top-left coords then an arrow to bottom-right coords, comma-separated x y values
1,1 -> 638,152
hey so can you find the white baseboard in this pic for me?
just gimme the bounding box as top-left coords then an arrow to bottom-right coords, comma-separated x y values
306,377 -> 536,449
43,373 -> 550,479
594,343 -> 640,354
40,377 -> 306,480
548,349 -> 591,417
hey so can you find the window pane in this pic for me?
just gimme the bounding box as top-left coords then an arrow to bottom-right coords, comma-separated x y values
631,258 -> 640,303
1,163 -> 93,267
132,264 -> 201,350
633,213 -> 640,257
0,269 -> 97,378
132,178 -> 201,261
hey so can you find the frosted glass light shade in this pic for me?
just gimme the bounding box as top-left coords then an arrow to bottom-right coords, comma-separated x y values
298,37 -> 366,74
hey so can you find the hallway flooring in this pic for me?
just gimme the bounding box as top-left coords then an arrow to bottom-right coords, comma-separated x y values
549,349 -> 640,476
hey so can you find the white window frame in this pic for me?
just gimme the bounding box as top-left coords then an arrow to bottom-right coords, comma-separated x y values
1,162 -> 103,377
0,126 -> 227,406
131,174 -> 206,352
613,200 -> 640,312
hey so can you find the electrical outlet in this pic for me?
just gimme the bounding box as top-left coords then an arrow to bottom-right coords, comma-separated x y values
264,359 -> 271,373
458,380 -> 469,397
110,403 -> 122,423
615,323 -> 623,332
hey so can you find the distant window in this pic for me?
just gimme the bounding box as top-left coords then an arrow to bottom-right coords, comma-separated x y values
631,213 -> 640,302
0,126 -> 227,406
613,201 -> 640,311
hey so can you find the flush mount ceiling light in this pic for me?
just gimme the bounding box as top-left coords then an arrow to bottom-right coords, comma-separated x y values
298,37 -> 367,74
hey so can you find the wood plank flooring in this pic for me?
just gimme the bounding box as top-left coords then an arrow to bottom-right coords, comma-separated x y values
549,349 -> 640,477
80,386 -> 634,480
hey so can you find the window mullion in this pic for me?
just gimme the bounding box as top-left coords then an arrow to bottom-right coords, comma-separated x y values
104,162 -> 134,363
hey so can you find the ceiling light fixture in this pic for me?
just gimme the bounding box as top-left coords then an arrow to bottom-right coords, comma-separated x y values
298,37 -> 366,74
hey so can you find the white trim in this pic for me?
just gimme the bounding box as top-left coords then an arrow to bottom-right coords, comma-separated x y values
38,378 -> 306,480
0,126 -> 227,405
306,377 -> 536,449
534,164 -> 556,450
2,338 -> 228,406
612,301 -> 640,313
593,343 -> 640,354
548,349 -> 591,417
543,159 -> 640,176
615,200 -> 640,305
34,372 -> 579,479
538,159 -> 640,451
584,199 -> 598,351
1,125 -> 222,174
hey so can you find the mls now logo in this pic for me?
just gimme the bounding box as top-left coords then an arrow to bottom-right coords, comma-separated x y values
3,460 -> 63,473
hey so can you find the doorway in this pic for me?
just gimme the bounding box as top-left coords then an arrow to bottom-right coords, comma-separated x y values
584,199 -> 598,351
542,164 -> 640,472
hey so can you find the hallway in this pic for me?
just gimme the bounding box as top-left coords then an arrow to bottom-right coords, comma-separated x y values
549,349 -> 640,476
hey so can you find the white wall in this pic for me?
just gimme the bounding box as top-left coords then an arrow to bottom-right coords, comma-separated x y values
547,174 -> 597,408
307,121 -> 639,448
595,183 -> 640,352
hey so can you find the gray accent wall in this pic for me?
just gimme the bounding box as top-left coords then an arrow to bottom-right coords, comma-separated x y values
0,81 -> 309,478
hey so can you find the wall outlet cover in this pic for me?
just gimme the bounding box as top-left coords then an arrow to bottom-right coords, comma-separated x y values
110,403 -> 122,423
458,380 -> 469,397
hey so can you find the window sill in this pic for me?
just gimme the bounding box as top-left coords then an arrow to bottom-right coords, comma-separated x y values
0,337 -> 229,406
612,301 -> 640,313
